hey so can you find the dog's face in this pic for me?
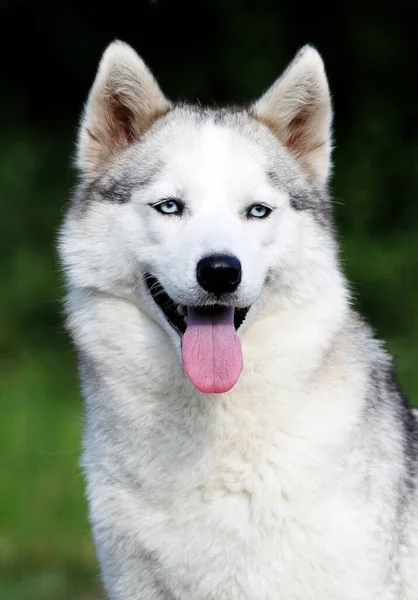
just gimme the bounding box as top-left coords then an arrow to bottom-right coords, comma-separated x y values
60,42 -> 336,394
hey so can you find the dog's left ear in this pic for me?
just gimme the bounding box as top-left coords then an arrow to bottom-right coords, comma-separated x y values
253,46 -> 332,187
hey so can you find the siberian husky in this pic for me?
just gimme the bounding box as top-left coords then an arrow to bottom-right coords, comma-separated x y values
58,41 -> 418,599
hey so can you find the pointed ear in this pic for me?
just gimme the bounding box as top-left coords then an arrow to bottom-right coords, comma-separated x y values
77,41 -> 170,176
253,46 -> 332,187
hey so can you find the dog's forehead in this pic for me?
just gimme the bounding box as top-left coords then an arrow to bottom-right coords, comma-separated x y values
143,109 -> 270,168
122,106 -> 298,193
164,123 -> 267,193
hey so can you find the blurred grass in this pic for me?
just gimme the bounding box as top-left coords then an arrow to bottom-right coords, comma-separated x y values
0,353 -> 103,599
0,135 -> 104,598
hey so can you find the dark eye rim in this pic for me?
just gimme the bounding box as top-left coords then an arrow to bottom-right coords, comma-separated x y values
149,197 -> 185,216
245,203 -> 273,220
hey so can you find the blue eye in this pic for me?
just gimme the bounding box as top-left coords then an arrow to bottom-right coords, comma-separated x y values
247,204 -> 272,219
152,199 -> 183,216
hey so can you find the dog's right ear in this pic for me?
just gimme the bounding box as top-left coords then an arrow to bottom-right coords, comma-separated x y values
76,41 -> 170,177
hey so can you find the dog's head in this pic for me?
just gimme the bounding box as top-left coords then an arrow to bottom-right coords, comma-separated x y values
60,41 -> 339,394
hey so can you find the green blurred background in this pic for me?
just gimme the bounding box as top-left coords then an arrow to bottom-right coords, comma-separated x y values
1,1 -> 417,598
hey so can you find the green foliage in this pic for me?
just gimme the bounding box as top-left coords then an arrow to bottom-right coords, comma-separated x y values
0,134 -> 102,596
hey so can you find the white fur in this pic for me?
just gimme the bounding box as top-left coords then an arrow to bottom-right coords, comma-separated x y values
59,42 -> 418,599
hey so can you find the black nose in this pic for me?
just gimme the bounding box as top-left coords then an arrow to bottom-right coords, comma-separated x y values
196,254 -> 242,296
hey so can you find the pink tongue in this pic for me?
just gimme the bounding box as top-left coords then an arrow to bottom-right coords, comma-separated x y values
181,307 -> 243,394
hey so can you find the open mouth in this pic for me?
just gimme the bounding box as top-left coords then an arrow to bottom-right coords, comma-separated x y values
145,274 -> 250,394
145,274 -> 250,336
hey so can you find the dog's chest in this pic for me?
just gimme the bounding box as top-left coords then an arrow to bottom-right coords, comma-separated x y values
87,376 -> 397,599
127,422 -> 391,600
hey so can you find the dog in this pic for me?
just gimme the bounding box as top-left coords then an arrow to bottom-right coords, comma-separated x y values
58,41 -> 418,599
